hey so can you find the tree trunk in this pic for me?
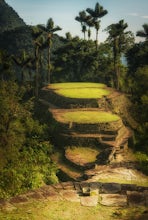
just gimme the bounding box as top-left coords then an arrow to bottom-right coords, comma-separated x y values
83,31 -> 86,40
113,37 -> 120,90
47,38 -> 51,83
96,30 -> 99,50
22,66 -> 25,83
35,46 -> 39,98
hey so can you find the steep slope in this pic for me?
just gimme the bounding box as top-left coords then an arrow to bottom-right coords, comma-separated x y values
0,0 -> 26,33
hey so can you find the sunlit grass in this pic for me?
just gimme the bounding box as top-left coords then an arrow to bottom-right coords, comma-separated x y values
60,111 -> 120,123
47,82 -> 110,99
55,88 -> 110,99
66,146 -> 100,164
48,82 -> 106,89
0,200 -> 147,220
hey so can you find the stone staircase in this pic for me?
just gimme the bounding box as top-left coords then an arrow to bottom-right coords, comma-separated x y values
1,181 -> 147,208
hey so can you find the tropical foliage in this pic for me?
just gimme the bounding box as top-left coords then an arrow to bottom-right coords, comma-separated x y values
75,2 -> 108,49
0,81 -> 58,198
136,23 -> 148,40
106,20 -> 134,89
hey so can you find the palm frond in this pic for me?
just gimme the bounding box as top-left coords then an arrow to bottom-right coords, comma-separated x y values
86,8 -> 95,17
136,31 -> 147,38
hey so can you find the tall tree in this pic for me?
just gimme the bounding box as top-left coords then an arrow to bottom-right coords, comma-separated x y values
106,20 -> 131,89
85,16 -> 94,40
86,2 -> 108,49
136,23 -> 148,41
38,18 -> 62,83
94,20 -> 100,46
65,32 -> 72,41
32,26 -> 48,97
75,11 -> 88,40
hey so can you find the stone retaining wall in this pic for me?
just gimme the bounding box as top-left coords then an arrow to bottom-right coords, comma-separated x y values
40,88 -> 98,108
1,181 -> 147,209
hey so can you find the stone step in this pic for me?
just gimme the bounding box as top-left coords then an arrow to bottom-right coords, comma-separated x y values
3,181 -> 147,208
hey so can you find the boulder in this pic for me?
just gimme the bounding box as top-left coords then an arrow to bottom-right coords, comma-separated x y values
99,194 -> 127,206
127,191 -> 146,206
144,190 -> 148,206
100,183 -> 121,194
80,196 -> 98,206
60,190 -> 80,202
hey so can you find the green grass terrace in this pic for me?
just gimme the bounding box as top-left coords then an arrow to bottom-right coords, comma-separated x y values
65,146 -> 100,166
46,82 -> 111,99
50,109 -> 120,124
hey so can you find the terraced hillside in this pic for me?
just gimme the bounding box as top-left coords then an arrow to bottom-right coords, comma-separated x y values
40,82 -> 147,185
0,82 -> 147,218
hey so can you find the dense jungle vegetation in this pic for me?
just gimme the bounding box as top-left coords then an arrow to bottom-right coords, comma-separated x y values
0,0 -> 148,198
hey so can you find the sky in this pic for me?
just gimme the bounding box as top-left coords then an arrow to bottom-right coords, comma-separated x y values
5,0 -> 148,42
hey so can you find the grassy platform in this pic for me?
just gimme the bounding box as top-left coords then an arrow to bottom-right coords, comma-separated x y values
48,82 -> 106,89
47,82 -> 111,99
65,146 -> 100,166
53,110 -> 120,124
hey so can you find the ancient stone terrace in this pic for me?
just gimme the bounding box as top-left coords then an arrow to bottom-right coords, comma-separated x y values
1,181 -> 147,208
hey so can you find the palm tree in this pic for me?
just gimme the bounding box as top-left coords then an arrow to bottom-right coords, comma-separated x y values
82,25 -> 87,40
94,20 -> 100,47
75,11 -> 88,40
136,23 -> 148,41
38,18 -> 61,83
65,32 -> 72,41
85,16 -> 94,40
32,26 -> 48,97
86,2 -> 108,49
106,20 -> 128,89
